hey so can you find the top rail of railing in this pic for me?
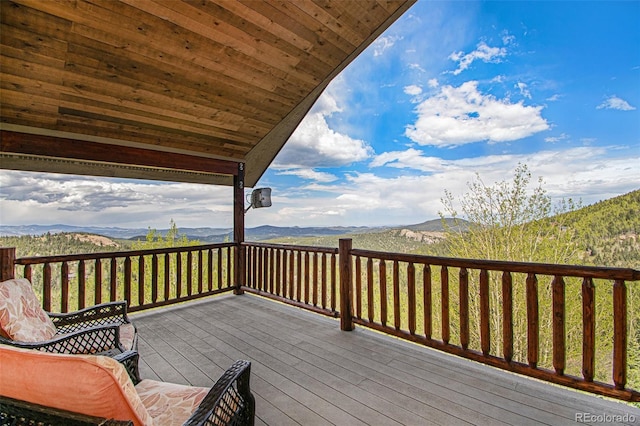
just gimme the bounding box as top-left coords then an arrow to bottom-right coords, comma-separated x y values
351,248 -> 640,281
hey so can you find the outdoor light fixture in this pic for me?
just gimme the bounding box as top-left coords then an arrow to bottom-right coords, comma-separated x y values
245,188 -> 272,213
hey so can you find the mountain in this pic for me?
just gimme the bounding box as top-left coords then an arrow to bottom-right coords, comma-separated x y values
0,223 -> 379,242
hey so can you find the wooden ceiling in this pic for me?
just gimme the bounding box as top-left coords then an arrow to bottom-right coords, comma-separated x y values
0,0 -> 415,186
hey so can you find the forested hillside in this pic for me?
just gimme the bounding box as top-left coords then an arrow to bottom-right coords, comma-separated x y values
1,233 -> 127,258
560,189 -> 640,267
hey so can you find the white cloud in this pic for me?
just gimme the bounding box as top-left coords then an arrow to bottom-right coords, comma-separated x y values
428,78 -> 439,88
516,82 -> 532,99
597,96 -> 635,111
277,169 -> 337,183
403,85 -> 422,96
544,133 -> 569,143
273,89 -> 373,169
448,42 -> 507,75
372,35 -> 401,57
3,146 -> 639,229
405,81 -> 549,147
370,148 -> 448,172
0,171 -> 233,228
546,94 -> 562,102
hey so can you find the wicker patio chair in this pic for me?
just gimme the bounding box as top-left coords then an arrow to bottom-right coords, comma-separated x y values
0,346 -> 255,426
0,278 -> 138,355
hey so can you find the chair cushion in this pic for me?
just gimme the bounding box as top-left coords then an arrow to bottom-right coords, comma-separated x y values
0,345 -> 153,426
119,322 -> 137,351
136,379 -> 209,425
0,278 -> 57,342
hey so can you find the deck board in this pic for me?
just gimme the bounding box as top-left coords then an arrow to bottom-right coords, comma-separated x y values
131,294 -> 640,425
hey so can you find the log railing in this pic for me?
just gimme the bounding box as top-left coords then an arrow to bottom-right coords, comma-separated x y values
345,246 -> 640,402
6,243 -> 236,313
3,240 -> 639,401
242,242 -> 339,317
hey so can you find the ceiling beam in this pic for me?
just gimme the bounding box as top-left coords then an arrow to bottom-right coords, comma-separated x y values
0,130 -> 239,176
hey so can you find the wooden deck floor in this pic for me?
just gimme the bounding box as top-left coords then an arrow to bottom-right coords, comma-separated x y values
131,293 -> 640,425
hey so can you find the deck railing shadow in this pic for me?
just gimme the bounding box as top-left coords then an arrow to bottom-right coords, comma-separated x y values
3,239 -> 639,402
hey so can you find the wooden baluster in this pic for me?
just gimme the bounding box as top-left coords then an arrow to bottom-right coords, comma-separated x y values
407,262 -> 416,335
186,251 -> 193,296
312,253 -> 318,306
95,259 -> 102,305
268,248 -> 274,294
304,252 -> 310,303
218,248 -> 224,290
78,259 -> 86,310
393,261 -> 401,330
256,247 -> 263,291
275,249 -> 282,296
124,256 -> 132,306
479,269 -> 490,356
355,256 -> 362,319
164,254 -> 171,301
613,279 -> 627,390
288,251 -> 295,300
24,265 -> 32,283
110,258 -> 117,302
502,271 -> 513,362
226,246 -> 232,288
176,253 -> 182,298
320,253 -> 327,309
379,259 -> 387,326
296,251 -> 302,302
423,264 -> 432,339
247,246 -> 254,288
459,267 -> 469,350
367,258 -> 374,322
208,249 -> 213,292
552,275 -> 566,375
138,256 -> 145,306
51,262 -> 59,313
526,273 -> 539,368
330,253 -> 336,312
581,277 -> 595,382
152,254 -> 158,304
282,250 -> 289,299
441,266 -> 450,344
198,250 -> 203,294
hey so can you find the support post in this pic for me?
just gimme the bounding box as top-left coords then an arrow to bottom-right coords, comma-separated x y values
0,247 -> 16,281
339,239 -> 354,331
233,163 -> 245,295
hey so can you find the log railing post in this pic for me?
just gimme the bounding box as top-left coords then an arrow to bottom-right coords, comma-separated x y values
339,238 -> 354,331
233,162 -> 245,295
0,247 -> 16,281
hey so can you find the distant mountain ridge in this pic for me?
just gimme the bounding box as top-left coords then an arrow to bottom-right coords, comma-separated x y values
0,220 -> 453,242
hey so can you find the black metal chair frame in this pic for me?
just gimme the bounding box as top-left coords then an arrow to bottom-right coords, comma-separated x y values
0,301 -> 138,355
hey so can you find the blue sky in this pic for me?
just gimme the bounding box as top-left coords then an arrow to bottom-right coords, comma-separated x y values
1,1 -> 639,230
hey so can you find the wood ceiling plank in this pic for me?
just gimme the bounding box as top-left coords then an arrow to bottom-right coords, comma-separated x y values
129,0 -> 302,70
313,0 -> 386,36
55,116 -> 249,159
62,39 -> 290,124
56,96 -> 262,146
14,0 -> 312,99
181,0 -> 339,75
67,21 -> 305,106
292,0 -> 365,48
236,0 -> 354,57
78,0 -> 319,94
0,130 -> 241,176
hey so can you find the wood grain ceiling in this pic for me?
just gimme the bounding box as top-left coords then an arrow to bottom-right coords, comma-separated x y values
0,0 -> 415,186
